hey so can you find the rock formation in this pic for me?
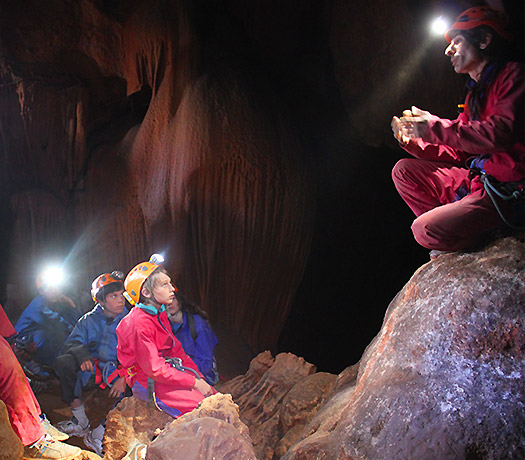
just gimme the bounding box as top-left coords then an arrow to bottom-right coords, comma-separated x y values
148,394 -> 256,460
284,237 -> 525,460
103,395 -> 173,460
101,237 -> 524,460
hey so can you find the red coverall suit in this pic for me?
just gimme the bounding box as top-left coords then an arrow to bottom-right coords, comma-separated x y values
0,304 -> 44,446
116,305 -> 210,418
392,62 -> 524,251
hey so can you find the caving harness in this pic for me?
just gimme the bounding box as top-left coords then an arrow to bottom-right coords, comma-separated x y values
469,157 -> 525,230
92,359 -> 121,389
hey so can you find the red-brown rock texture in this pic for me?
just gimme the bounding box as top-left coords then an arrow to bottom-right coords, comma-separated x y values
0,0 -> 316,354
103,395 -> 173,460
284,237 -> 525,460
147,393 -> 256,460
216,351 -> 275,400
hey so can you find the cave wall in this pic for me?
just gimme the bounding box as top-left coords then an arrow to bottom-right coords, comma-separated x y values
0,0 -> 317,352
1,0 -> 521,363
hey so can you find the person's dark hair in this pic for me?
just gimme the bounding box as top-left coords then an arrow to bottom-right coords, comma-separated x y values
97,281 -> 124,303
458,26 -> 512,120
173,291 -> 209,321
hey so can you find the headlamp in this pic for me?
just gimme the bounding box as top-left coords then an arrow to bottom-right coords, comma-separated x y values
150,253 -> 165,265
430,16 -> 450,36
111,270 -> 125,280
38,266 -> 64,290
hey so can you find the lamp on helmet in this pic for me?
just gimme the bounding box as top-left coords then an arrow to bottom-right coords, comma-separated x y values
445,6 -> 511,42
35,266 -> 64,291
91,271 -> 125,302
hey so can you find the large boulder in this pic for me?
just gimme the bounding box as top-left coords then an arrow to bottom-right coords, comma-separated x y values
103,396 -> 173,460
147,393 -> 256,460
284,237 -> 525,460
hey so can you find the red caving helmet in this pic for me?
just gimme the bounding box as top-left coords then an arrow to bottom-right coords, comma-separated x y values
445,6 -> 512,43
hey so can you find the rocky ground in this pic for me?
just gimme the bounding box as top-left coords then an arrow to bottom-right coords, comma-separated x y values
2,237 -> 523,460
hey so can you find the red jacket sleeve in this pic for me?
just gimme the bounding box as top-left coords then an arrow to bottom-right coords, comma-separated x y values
0,304 -> 16,338
423,63 -> 524,155
402,136 -> 469,165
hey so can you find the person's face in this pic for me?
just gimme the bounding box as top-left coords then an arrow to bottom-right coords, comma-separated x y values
42,286 -> 61,302
100,289 -> 125,317
444,33 -> 485,80
151,273 -> 176,306
166,297 -> 180,315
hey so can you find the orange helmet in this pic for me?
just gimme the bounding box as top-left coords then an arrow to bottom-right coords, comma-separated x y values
91,271 -> 124,302
445,7 -> 511,42
124,254 -> 177,305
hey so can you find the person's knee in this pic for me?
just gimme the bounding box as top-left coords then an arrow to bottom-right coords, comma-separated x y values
412,218 -> 434,249
54,353 -> 77,375
392,158 -> 417,186
412,214 -> 461,251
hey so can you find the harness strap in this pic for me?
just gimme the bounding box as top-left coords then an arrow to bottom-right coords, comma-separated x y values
92,359 -> 120,389
145,357 -> 201,411
147,377 -> 155,404
92,359 -> 103,386
101,361 -> 120,389
165,357 -> 202,379
126,365 -> 137,378
480,173 -> 525,230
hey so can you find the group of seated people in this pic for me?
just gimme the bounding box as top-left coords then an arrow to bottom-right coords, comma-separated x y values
2,255 -> 219,459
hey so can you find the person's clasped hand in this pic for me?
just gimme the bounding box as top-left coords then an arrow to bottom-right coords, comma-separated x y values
194,377 -> 214,397
392,106 -> 436,142
80,359 -> 94,373
391,109 -> 412,145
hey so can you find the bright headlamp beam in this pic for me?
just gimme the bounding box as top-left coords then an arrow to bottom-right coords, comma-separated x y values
41,266 -> 64,288
431,16 -> 449,36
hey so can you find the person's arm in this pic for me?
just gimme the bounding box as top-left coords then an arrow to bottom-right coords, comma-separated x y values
398,65 -> 524,156
392,107 -> 469,164
423,65 -> 524,154
108,376 -> 126,397
60,317 -> 92,365
58,294 -> 77,310
191,317 -> 218,382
